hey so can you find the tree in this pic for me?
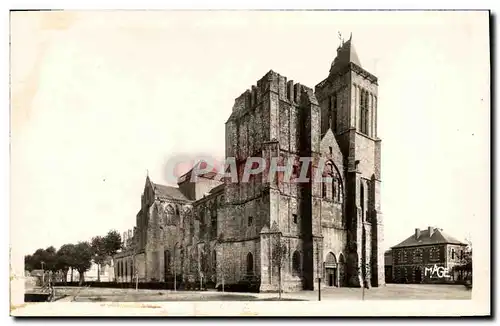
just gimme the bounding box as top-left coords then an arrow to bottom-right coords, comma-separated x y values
103,230 -> 122,257
453,239 -> 472,286
24,255 -> 35,272
271,232 -> 287,300
91,236 -> 107,282
56,244 -> 76,284
73,241 -> 93,285
43,246 -> 56,271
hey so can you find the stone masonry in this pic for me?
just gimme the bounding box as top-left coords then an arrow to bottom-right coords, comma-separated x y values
114,34 -> 385,292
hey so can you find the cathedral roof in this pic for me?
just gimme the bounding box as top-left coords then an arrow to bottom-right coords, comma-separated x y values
151,182 -> 190,202
391,227 -> 467,249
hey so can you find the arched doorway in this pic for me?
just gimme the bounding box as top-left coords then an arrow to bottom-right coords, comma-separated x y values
324,252 -> 338,287
246,252 -> 254,275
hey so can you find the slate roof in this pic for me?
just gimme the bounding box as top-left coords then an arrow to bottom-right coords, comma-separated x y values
151,182 -> 190,202
391,228 -> 467,249
330,34 -> 362,72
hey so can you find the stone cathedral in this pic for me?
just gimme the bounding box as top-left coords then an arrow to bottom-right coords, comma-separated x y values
114,35 -> 384,292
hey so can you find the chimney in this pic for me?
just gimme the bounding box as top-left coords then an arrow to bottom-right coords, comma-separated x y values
428,226 -> 435,237
415,228 -> 421,239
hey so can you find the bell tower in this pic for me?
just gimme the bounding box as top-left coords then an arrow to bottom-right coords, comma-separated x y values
315,34 -> 384,287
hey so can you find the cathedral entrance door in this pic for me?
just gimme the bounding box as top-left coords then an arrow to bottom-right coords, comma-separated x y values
326,268 -> 337,287
324,252 -> 338,287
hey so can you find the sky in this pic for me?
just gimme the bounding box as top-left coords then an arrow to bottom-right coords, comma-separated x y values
10,11 -> 490,257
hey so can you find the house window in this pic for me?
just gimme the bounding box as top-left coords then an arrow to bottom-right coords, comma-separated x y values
293,214 -> 298,224
248,216 -> 253,226
460,250 -> 464,260
322,183 -> 327,198
329,146 -> 333,155
451,249 -> 455,260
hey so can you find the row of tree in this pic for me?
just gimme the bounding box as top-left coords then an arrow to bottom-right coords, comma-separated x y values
24,230 -> 122,284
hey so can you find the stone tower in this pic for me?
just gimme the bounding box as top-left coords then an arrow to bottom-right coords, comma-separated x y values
315,35 -> 385,287
223,70 -> 322,292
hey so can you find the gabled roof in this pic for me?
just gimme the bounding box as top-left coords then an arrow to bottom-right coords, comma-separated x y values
151,182 -> 190,202
391,228 -> 467,249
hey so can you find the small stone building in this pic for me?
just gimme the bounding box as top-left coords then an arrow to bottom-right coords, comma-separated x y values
115,35 -> 385,292
390,226 -> 467,284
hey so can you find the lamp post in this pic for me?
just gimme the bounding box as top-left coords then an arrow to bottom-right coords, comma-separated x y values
173,242 -> 178,291
277,231 -> 282,300
316,247 -> 321,301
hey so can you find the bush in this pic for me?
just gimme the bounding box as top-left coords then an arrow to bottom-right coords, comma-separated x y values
215,275 -> 260,293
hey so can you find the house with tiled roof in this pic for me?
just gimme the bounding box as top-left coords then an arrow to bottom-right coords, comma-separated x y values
389,226 -> 467,284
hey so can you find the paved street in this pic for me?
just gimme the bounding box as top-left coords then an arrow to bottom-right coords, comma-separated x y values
53,284 -> 471,302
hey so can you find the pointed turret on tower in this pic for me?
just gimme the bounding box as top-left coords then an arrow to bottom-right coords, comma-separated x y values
330,33 -> 362,75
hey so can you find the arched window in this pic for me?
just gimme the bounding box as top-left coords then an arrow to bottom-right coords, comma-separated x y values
165,205 -> 175,225
332,177 -> 337,201
292,251 -> 301,275
210,207 -> 217,239
246,252 -> 254,275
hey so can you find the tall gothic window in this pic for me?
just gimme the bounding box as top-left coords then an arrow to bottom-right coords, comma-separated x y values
331,94 -> 338,133
359,89 -> 370,135
210,207 -> 217,239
